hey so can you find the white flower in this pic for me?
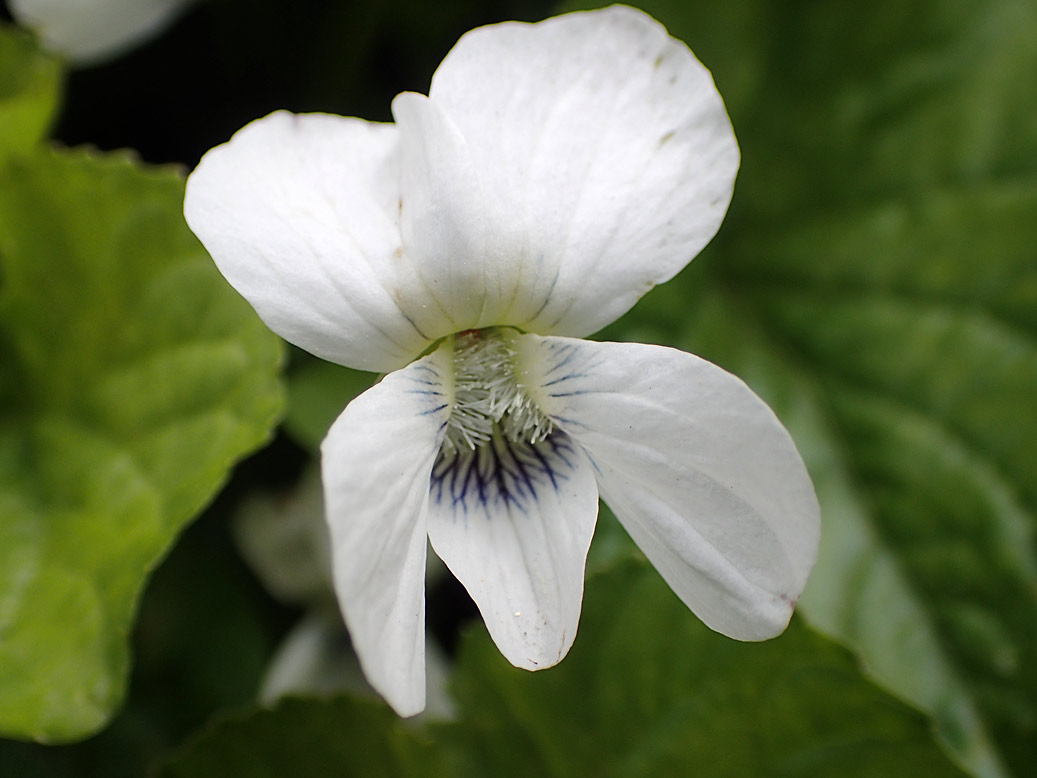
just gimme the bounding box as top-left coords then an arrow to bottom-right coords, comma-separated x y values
10,0 -> 193,65
184,5 -> 820,716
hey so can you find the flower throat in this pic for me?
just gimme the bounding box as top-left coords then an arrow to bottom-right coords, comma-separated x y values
442,328 -> 554,455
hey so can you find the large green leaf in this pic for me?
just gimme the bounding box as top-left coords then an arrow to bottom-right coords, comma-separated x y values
443,559 -> 967,777
0,148 -> 283,742
0,23 -> 61,160
563,1 -> 1036,775
155,696 -> 448,778
156,560 -> 966,778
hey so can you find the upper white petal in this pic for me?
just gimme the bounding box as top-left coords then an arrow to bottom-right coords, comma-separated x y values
390,92 -> 494,338
10,0 -> 190,65
321,347 -> 453,716
426,432 -> 598,670
518,335 -> 820,640
425,6 -> 738,336
184,111 -> 432,373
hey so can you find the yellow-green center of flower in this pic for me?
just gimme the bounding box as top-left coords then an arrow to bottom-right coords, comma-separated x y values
442,327 -> 554,455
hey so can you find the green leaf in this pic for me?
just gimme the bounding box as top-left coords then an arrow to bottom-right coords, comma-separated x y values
154,560 -> 964,778
671,287 -> 1029,778
444,559 -> 969,778
562,1 -> 1037,775
0,148 -> 283,742
0,23 -> 62,159
154,696 -> 448,778
283,356 -> 375,451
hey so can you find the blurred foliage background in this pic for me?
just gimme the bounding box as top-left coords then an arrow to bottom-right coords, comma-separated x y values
0,0 -> 1034,776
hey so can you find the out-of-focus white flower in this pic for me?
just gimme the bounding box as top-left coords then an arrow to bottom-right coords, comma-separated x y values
185,5 -> 820,717
9,0 -> 193,65
233,467 -> 453,718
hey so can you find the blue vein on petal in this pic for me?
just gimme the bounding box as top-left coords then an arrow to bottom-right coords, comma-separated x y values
541,339 -> 604,395
542,372 -> 588,387
408,361 -> 448,415
541,341 -> 580,375
429,431 -> 575,520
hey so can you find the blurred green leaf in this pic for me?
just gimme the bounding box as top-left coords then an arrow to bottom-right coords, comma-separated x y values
443,558 -> 969,777
565,1 -> 1037,775
0,510 -> 280,778
0,23 -> 62,160
0,148 -> 283,742
154,696 -> 448,778
155,560 -> 966,778
283,358 -> 374,451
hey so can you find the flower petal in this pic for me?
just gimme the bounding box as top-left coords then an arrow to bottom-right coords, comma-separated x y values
10,0 -> 190,64
518,335 -> 820,640
184,111 -> 431,373
426,431 -> 598,670
321,348 -> 453,716
389,92 -> 494,339
426,6 -> 739,337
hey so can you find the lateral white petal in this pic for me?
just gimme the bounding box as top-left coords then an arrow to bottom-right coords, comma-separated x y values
10,0 -> 190,64
428,6 -> 739,337
426,432 -> 598,670
519,335 -> 820,640
185,111 -> 431,373
321,348 -> 453,716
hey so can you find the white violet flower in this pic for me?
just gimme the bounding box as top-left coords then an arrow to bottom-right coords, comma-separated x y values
10,0 -> 194,65
184,5 -> 820,716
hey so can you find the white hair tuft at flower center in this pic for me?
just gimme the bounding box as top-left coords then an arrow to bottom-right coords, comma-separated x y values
441,327 -> 555,455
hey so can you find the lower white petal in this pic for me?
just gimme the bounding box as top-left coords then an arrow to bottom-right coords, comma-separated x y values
426,430 -> 598,670
321,348 -> 452,716
518,335 -> 820,640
